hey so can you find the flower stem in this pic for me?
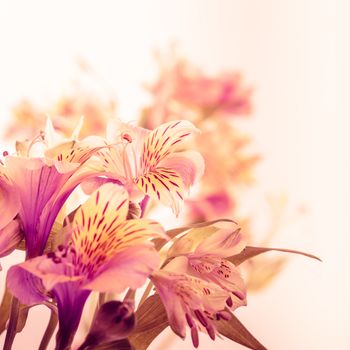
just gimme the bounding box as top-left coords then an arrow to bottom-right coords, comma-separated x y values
139,281 -> 154,307
39,309 -> 58,350
123,289 -> 136,302
3,297 -> 20,350
0,288 -> 13,335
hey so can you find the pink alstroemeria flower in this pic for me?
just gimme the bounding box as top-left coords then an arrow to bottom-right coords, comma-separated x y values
94,120 -> 204,215
151,256 -> 233,348
152,221 -> 247,347
186,191 -> 236,222
8,183 -> 165,350
168,220 -> 247,306
142,52 -> 252,130
1,120 -> 103,259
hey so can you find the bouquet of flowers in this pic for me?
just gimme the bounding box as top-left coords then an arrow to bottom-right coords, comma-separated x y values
0,54 -> 319,350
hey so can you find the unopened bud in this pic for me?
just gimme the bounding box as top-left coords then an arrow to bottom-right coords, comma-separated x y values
77,300 -> 135,349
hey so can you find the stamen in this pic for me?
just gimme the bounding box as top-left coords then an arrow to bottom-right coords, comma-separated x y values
191,326 -> 199,348
217,311 -> 231,321
185,313 -> 194,328
232,290 -> 245,301
122,133 -> 133,143
226,297 -> 233,307
206,325 -> 216,340
53,257 -> 61,264
194,309 -> 208,327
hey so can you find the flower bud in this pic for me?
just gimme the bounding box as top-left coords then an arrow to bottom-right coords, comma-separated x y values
78,300 -> 135,349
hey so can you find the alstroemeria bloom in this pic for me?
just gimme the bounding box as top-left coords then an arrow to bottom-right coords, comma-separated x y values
187,191 -> 236,222
1,120 -> 104,259
5,71 -> 115,141
151,256 -> 233,348
195,122 -> 259,192
8,183 -> 165,350
167,220 -> 247,309
141,53 -> 252,130
94,120 -> 204,215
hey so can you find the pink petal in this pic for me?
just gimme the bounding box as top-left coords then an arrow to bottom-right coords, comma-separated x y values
189,256 -> 247,309
0,220 -> 22,258
7,254 -> 82,301
135,167 -> 185,216
141,120 -> 200,169
0,170 -> 20,230
71,183 -> 130,253
83,245 -> 160,293
157,150 -> 204,191
107,120 -> 149,149
195,224 -> 246,257
7,263 -> 49,305
81,176 -> 123,195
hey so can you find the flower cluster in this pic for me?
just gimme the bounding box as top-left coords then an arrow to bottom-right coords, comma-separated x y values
0,54 -> 319,350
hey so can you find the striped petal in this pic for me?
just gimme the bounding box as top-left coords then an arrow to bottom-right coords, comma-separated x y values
152,256 -> 230,343
140,120 -> 199,170
45,136 -> 106,171
189,255 -> 247,309
135,167 -> 185,215
71,183 -> 129,264
157,150 -> 204,190
71,183 -> 165,274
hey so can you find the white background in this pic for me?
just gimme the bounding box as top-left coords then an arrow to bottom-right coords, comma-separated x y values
0,1 -> 349,349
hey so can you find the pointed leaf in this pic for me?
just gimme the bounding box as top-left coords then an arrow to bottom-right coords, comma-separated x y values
129,294 -> 168,350
228,246 -> 321,266
246,257 -> 287,291
216,313 -> 267,350
154,219 -> 237,251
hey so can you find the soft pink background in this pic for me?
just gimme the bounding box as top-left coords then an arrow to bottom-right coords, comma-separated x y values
0,1 -> 349,349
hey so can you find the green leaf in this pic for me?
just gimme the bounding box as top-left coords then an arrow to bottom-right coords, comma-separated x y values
215,313 -> 267,350
228,246 -> 321,266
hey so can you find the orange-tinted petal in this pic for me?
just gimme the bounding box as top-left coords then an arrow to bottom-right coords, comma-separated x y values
135,167 -> 185,215
140,120 -> 199,170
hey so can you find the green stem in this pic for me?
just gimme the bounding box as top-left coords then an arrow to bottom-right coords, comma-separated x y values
39,309 -> 58,350
3,297 -> 20,350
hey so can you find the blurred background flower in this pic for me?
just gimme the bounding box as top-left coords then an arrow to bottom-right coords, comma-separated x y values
0,1 -> 349,349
